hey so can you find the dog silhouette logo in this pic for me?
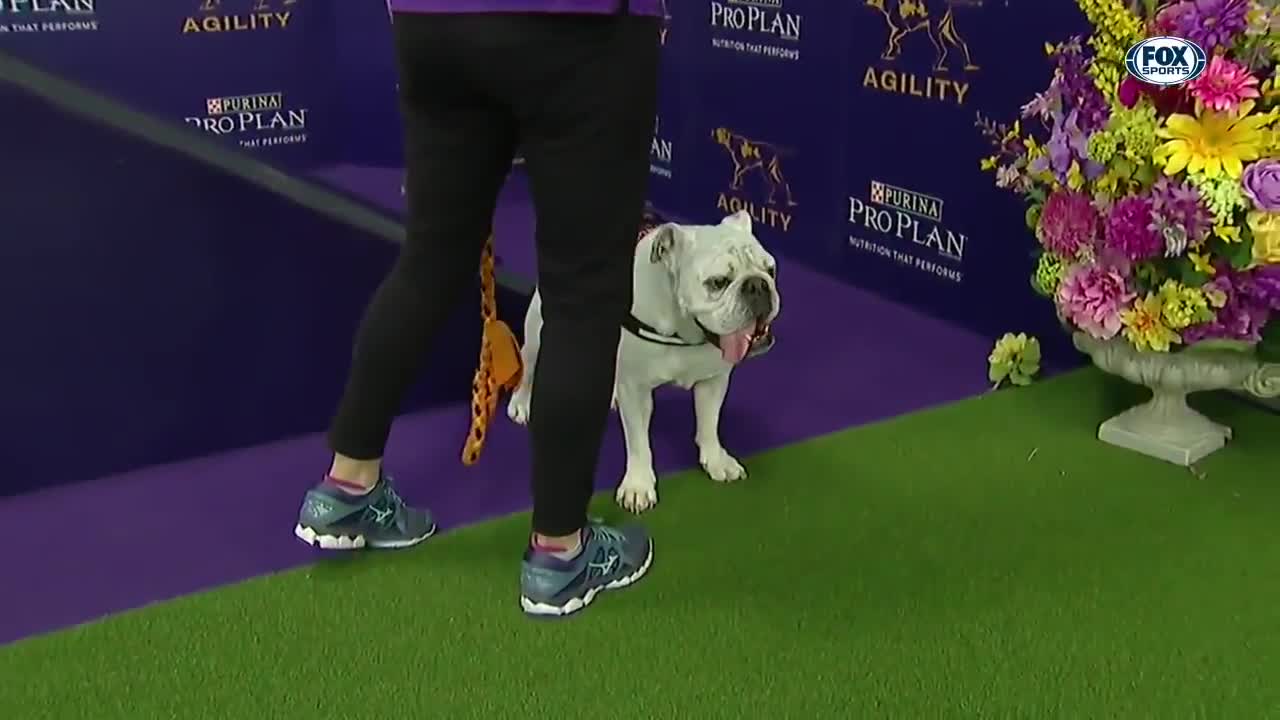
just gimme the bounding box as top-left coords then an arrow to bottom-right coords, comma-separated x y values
199,0 -> 297,12
865,0 -> 979,73
711,128 -> 797,207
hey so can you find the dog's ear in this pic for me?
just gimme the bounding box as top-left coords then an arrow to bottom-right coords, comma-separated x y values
721,209 -> 752,232
649,223 -> 685,266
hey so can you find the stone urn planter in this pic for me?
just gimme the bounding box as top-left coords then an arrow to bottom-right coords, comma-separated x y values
1072,332 -> 1280,465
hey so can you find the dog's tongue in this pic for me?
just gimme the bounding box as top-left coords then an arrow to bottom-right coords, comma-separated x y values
718,328 -> 753,364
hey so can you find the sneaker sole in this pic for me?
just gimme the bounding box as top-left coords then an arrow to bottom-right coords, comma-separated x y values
293,523 -> 436,550
519,539 -> 654,618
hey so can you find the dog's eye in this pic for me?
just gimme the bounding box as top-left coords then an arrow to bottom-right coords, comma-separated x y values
705,276 -> 731,291
765,266 -> 776,277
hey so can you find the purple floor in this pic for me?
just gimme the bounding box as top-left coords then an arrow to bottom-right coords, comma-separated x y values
0,166 -> 992,646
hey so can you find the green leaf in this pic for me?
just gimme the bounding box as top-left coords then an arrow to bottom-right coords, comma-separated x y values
1218,226 -> 1259,269
1133,261 -> 1166,293
1025,204 -> 1042,230
1224,238 -> 1255,270
1133,163 -> 1156,188
1112,157 -> 1134,180
1176,258 -> 1209,287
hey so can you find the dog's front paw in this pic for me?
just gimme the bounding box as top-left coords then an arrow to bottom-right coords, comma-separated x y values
700,447 -> 746,483
615,468 -> 659,514
507,389 -> 531,425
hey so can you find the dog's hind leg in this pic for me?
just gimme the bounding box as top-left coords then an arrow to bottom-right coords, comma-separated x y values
615,381 -> 659,513
506,290 -> 542,425
610,350 -> 620,413
693,373 -> 746,483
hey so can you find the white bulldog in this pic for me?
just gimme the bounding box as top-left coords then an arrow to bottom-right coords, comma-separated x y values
507,210 -> 780,513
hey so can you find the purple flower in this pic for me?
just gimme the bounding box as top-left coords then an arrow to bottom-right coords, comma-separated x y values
1031,109 -> 1104,183
1148,178 -> 1212,255
995,165 -> 1021,188
1175,0 -> 1249,53
1104,196 -> 1163,262
1020,91 -> 1057,122
1038,190 -> 1099,258
1155,1 -> 1194,35
1185,264 -> 1280,343
1248,264 -> 1280,308
1049,37 -> 1109,133
1242,160 -> 1280,211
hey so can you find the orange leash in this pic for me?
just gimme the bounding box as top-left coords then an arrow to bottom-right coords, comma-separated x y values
462,234 -> 522,465
461,212 -> 662,465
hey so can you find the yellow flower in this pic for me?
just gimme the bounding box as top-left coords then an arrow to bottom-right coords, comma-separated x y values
1119,294 -> 1182,352
1246,210 -> 1280,265
1066,160 -> 1085,191
1188,251 -> 1216,275
1095,171 -> 1120,195
1156,280 -> 1212,330
1213,224 -> 1242,243
1154,101 -> 1274,179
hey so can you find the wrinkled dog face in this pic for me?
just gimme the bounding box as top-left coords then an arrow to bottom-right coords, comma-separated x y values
649,210 -> 780,361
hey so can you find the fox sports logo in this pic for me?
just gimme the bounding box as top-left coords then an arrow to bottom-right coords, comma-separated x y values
1124,36 -> 1207,86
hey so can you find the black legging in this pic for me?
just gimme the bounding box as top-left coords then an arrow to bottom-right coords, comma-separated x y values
326,12 -> 660,537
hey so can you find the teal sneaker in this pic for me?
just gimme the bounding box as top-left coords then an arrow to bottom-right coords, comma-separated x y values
519,522 -> 653,617
293,475 -> 436,550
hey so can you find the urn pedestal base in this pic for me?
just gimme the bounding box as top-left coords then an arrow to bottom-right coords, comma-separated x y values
1097,389 -> 1232,466
1072,332 -> 1280,466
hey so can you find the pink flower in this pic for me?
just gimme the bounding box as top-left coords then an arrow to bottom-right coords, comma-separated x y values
1037,190 -> 1099,258
1056,265 -> 1135,339
1187,55 -> 1259,112
1105,196 -> 1163,262
1117,76 -> 1143,108
1116,76 -> 1194,114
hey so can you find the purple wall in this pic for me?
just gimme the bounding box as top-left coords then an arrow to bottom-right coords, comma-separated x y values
329,0 -> 405,167
0,76 -> 518,497
0,2 -> 534,496
0,0 -> 344,170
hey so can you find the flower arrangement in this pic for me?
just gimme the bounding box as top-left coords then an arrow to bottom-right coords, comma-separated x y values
978,0 -> 1280,361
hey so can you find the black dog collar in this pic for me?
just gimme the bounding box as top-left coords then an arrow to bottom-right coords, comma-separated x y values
622,314 -> 715,346
622,313 -> 775,359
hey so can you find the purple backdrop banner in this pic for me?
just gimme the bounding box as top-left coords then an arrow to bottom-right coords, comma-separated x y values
653,0 -> 1092,353
0,0 -> 340,169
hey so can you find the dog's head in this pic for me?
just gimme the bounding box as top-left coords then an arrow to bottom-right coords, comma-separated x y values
648,210 -> 780,364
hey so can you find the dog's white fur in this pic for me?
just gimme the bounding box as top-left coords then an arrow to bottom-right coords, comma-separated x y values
507,210 -> 780,513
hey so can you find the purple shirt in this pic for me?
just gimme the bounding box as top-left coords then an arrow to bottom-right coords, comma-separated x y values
388,0 -> 664,15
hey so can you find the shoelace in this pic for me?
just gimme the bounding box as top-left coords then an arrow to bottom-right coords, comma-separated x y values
591,525 -> 625,547
370,481 -> 405,527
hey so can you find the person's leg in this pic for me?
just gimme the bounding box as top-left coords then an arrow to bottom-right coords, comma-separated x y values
295,12 -> 517,550
502,13 -> 661,615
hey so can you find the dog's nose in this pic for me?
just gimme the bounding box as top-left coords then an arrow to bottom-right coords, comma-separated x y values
742,277 -> 769,297
740,276 -> 773,315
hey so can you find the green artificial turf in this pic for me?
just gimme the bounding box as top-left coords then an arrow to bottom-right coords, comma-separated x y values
3,369 -> 1279,719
